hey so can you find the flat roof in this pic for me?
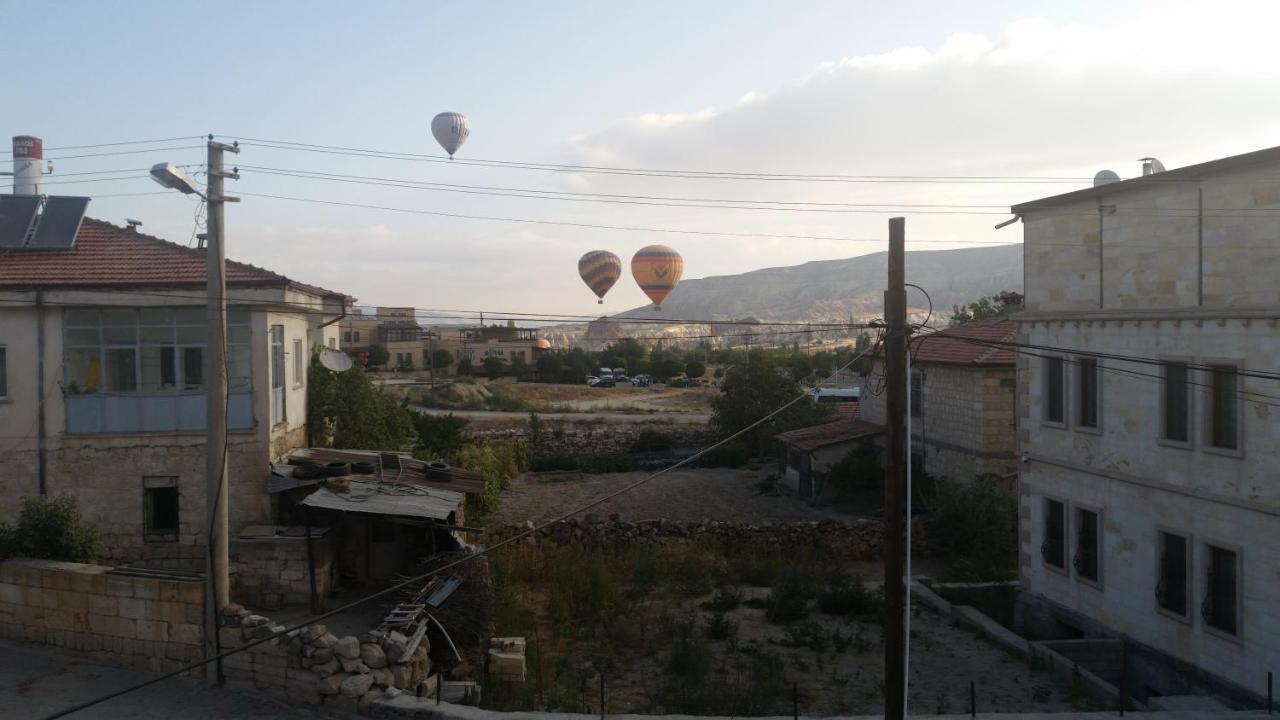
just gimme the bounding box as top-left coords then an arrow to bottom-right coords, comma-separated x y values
301,480 -> 463,522
1011,145 -> 1280,213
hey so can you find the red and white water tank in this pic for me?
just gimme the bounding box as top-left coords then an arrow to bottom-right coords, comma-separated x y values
12,135 -> 44,195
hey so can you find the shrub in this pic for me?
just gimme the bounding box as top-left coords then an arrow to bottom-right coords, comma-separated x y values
529,454 -> 579,472
705,611 -> 737,642
693,441 -> 748,468
817,570 -> 882,618
926,476 -> 1018,581
0,495 -> 102,563
579,452 -> 634,474
631,428 -> 675,453
764,565 -> 815,623
701,586 -> 743,612
457,439 -> 529,520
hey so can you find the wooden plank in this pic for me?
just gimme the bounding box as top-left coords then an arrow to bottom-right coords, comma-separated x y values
402,620 -> 428,659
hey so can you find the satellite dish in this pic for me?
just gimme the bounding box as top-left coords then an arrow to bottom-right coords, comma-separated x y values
319,348 -> 354,372
1093,170 -> 1120,187
431,112 -> 471,158
1139,157 -> 1166,176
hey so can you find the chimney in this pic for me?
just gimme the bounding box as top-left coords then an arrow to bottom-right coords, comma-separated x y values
12,136 -> 44,195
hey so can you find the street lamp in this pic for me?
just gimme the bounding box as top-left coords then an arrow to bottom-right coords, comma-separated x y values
152,139 -> 238,685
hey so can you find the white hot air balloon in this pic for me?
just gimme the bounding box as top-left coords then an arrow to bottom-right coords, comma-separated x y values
431,112 -> 471,158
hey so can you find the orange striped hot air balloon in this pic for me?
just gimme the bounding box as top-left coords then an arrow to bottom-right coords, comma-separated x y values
578,250 -> 622,304
631,244 -> 683,310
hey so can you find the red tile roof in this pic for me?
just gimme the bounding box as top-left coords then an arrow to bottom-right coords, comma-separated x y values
0,218 -> 348,299
833,402 -> 861,421
875,317 -> 1017,367
776,418 -> 883,452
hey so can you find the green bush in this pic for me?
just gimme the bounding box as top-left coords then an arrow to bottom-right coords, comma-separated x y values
0,495 -> 102,563
693,441 -> 748,468
579,452 -> 634,474
529,454 -> 579,472
765,565 -> 815,623
817,570 -> 882,618
705,611 -> 737,642
457,439 -> 529,520
631,428 -> 675,453
926,475 -> 1018,581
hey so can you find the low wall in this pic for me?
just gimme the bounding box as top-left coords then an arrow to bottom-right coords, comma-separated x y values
488,517 -> 929,559
231,533 -> 338,611
0,558 -> 204,673
220,609 -> 435,714
469,421 -> 717,458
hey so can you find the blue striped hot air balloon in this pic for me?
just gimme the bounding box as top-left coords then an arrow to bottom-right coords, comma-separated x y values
578,250 -> 622,304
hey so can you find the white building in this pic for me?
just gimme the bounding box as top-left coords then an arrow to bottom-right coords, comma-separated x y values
0,219 -> 346,569
1014,147 -> 1280,703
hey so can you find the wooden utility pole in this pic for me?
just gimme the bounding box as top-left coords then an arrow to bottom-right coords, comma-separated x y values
883,216 -> 907,720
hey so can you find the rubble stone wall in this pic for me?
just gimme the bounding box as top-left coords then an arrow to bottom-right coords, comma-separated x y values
467,421 -> 717,458
0,558 -> 204,673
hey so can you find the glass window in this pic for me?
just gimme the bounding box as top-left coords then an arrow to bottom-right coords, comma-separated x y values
1044,357 -> 1065,423
1077,357 -> 1098,428
65,347 -> 102,394
143,477 -> 179,540
1203,545 -> 1239,636
182,347 -> 204,389
293,339 -> 304,385
104,347 -> 138,392
1042,499 -> 1066,569
1074,508 -> 1101,583
270,325 -> 285,425
1157,531 -> 1189,617
228,343 -> 252,392
1162,362 -> 1190,442
1208,365 -> 1239,450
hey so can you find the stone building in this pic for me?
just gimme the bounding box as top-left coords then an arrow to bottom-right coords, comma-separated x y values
0,219 -> 346,569
338,306 -> 423,369
859,317 -> 1018,484
775,404 -> 882,497
1014,146 -> 1280,703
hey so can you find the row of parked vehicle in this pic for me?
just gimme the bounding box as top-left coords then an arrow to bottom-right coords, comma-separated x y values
585,366 -> 709,388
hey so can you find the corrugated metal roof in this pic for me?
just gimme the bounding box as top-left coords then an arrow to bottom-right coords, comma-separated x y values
300,480 -> 464,521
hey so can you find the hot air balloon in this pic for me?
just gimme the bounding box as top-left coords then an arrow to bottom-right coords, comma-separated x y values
578,250 -> 622,304
431,112 -> 471,158
631,244 -> 683,310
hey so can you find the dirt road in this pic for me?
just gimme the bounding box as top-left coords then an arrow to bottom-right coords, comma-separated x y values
412,406 -> 711,423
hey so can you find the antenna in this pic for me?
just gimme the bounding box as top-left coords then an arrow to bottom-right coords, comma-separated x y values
1139,157 -> 1166,176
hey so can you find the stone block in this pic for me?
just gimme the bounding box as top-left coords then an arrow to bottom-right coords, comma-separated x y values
340,673 -> 374,698
135,619 -> 168,643
87,613 -> 136,638
116,597 -> 148,620
219,627 -> 243,648
334,635 -> 360,660
360,642 -> 387,669
131,578 -> 159,600
312,658 -> 340,677
86,594 -> 118,616
170,622 -> 202,645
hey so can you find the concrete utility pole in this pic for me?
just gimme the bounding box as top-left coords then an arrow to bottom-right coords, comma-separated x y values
883,216 -> 907,720
204,137 -> 239,683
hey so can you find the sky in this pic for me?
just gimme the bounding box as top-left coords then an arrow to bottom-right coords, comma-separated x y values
6,0 -> 1280,317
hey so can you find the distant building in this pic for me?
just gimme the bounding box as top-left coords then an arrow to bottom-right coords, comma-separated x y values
860,317 -> 1018,484
339,306 -> 423,369
432,324 -> 551,371
0,219 -> 347,570
1014,146 -> 1280,703
774,404 -> 882,497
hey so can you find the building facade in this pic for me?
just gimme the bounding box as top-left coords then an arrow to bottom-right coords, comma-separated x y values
859,318 -> 1018,484
1014,147 -> 1280,701
0,219 -> 346,569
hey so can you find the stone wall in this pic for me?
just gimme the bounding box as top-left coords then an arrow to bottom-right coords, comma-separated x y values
230,534 -> 338,611
488,516 -> 929,559
220,610 -> 435,714
469,420 -> 717,458
860,361 -> 1016,482
0,558 -> 204,673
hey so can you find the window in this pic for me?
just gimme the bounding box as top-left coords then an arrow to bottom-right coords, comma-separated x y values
292,339 -> 304,386
343,331 -> 352,344
1207,364 -> 1239,451
0,346 -> 7,399
1203,544 -> 1239,637
1042,498 -> 1066,570
354,330 -> 361,343
787,448 -> 803,471
64,308 -> 248,396
1076,357 -> 1099,429
1043,356 -> 1065,424
1156,531 -> 1190,618
910,371 -> 922,418
327,338 -> 336,349
270,325 -> 285,425
1162,361 -> 1190,443
144,476 -> 179,541
1073,507 -> 1101,585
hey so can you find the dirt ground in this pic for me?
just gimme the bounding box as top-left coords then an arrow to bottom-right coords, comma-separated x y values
401,380 -> 715,415
492,467 -> 828,527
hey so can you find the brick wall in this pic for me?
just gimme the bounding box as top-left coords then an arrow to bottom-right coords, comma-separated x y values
861,361 -> 1016,483
0,558 -> 204,673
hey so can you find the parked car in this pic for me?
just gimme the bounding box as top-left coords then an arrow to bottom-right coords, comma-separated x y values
631,374 -> 651,387
594,376 -> 616,388
612,368 -> 629,382
667,374 -> 690,388
586,375 -> 600,386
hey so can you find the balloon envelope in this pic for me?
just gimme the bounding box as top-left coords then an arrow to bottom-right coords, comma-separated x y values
578,250 -> 622,304
431,112 -> 471,158
630,244 -> 683,310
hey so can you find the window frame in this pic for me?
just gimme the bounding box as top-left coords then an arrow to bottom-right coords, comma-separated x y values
1155,527 -> 1192,624
1200,540 -> 1243,643
269,325 -> 286,426
1041,355 -> 1067,427
0,345 -> 8,401
1073,355 -> 1101,433
1158,357 -> 1194,450
143,476 -> 180,543
1071,503 -> 1104,589
292,338 -> 305,388
1041,496 -> 1069,575
1202,359 -> 1244,458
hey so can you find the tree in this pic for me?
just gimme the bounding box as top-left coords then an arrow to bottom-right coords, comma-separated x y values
950,291 -> 1024,326
456,357 -> 473,376
412,412 -> 468,459
431,349 -> 454,369
510,354 -> 528,380
366,344 -> 391,368
307,350 -> 416,450
711,349 -> 832,457
535,353 -> 562,383
601,338 -> 647,371
685,360 -> 706,379
482,356 -> 506,380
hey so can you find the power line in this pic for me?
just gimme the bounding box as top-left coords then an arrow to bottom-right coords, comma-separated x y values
0,136 -> 205,155
37,338 -> 879,720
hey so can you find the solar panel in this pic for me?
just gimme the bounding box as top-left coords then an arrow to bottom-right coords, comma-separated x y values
29,196 -> 91,249
0,195 -> 42,248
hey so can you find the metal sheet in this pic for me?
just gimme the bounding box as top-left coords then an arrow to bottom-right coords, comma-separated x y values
0,195 -> 41,248
300,479 -> 463,521
29,196 -> 90,249
425,576 -> 462,607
